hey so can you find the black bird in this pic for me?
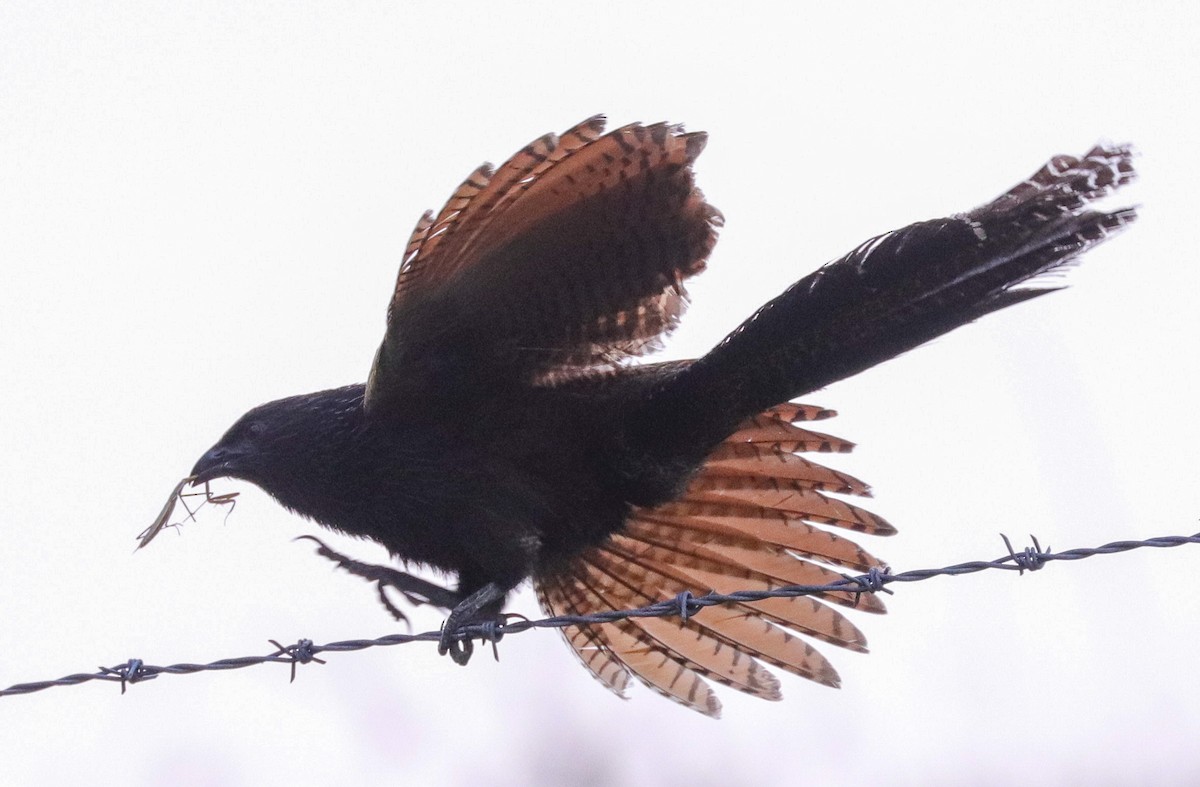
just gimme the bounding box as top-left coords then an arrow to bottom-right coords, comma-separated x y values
151,117 -> 1136,716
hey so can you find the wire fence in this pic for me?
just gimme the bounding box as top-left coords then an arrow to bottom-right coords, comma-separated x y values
3,531 -> 1198,698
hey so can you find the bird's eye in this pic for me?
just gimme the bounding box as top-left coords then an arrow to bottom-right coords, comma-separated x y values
247,421 -> 266,437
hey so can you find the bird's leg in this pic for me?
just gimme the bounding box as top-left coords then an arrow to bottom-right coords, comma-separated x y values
438,582 -> 508,666
295,535 -> 462,626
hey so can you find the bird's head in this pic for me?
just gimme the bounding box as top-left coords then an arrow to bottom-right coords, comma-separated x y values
190,384 -> 367,489
140,385 -> 367,550
190,407 -> 272,485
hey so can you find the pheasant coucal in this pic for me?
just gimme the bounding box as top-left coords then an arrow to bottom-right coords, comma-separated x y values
145,116 -> 1136,716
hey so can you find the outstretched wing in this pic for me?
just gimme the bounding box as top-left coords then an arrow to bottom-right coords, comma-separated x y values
365,116 -> 723,412
535,403 -> 890,717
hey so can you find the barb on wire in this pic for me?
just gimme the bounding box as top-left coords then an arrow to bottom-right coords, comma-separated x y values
3,530 -> 1198,699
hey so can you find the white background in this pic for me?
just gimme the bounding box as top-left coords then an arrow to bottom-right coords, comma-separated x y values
3,2 -> 1199,785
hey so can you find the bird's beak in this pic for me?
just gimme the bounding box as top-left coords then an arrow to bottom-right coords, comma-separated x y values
190,445 -> 238,484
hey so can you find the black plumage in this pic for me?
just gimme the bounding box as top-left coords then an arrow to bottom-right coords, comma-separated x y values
150,117 -> 1136,716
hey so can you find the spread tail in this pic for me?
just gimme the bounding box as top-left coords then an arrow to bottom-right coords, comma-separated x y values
631,144 -> 1137,464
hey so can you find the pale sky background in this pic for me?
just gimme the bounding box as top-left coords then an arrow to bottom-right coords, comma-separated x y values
3,3 -> 1199,785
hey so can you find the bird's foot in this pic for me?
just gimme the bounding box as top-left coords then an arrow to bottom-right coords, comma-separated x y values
437,582 -> 508,666
295,535 -> 462,628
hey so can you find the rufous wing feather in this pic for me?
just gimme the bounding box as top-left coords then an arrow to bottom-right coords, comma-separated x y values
367,117 -> 722,410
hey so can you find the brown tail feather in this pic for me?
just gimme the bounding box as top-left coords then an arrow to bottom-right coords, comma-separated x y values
535,578 -> 632,697
615,521 -> 884,617
637,509 -> 882,571
607,534 -> 869,655
595,547 -> 843,688
579,552 -> 787,699
726,419 -> 857,453
561,563 -> 726,716
700,444 -> 872,496
761,402 -> 838,422
649,498 -> 896,537
536,402 -> 890,714
685,482 -> 893,535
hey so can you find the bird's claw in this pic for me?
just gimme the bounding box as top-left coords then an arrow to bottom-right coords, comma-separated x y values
437,628 -> 475,666
434,582 -> 509,666
296,536 -> 510,666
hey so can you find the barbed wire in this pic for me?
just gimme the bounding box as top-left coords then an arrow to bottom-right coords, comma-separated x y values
3,530 -> 1198,698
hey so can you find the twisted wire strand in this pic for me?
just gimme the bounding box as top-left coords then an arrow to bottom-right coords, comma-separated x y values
3,531 -> 1197,698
